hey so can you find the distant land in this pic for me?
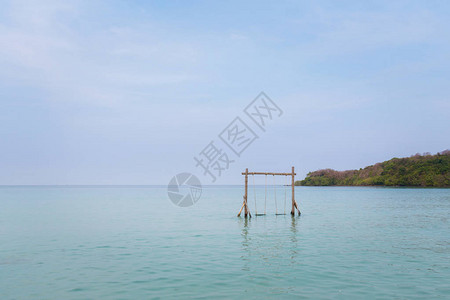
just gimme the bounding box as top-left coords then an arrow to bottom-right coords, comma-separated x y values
296,150 -> 450,187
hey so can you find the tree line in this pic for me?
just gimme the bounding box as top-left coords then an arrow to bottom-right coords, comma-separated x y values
296,150 -> 450,187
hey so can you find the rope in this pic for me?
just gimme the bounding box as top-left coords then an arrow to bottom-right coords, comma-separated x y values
273,175 -> 277,214
253,174 -> 257,214
284,175 -> 287,214
264,175 -> 267,214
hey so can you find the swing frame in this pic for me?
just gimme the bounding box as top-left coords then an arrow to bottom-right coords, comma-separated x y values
237,167 -> 301,218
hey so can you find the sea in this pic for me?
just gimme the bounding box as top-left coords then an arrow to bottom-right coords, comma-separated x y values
1,186 -> 449,299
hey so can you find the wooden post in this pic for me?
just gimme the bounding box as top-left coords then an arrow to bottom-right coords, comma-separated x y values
238,168 -> 251,217
291,166 -> 295,215
244,168 -> 249,218
291,166 -> 301,216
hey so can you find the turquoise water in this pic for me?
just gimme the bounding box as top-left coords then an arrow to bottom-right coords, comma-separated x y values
1,186 -> 449,299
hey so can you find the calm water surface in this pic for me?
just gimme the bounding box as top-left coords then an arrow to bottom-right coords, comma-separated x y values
1,186 -> 449,299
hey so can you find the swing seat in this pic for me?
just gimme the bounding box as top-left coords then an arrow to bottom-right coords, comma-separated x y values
275,213 -> 286,215
255,213 -> 266,216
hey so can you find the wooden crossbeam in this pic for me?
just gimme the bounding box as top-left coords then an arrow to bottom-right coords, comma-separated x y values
241,172 -> 296,176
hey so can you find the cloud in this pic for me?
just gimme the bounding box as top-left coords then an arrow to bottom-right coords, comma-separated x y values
0,0 -> 204,108
229,33 -> 248,40
291,9 -> 443,58
0,26 -> 71,70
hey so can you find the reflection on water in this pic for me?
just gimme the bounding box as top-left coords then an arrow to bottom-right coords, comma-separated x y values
239,217 -> 251,271
239,215 -> 302,271
239,217 -> 250,246
290,216 -> 299,263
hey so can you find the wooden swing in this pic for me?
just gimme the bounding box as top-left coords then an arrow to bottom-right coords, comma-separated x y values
237,167 -> 301,218
253,174 -> 269,216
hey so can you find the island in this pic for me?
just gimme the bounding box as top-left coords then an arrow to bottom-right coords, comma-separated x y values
296,150 -> 450,187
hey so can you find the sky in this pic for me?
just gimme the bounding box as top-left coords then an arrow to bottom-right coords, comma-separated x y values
0,0 -> 449,185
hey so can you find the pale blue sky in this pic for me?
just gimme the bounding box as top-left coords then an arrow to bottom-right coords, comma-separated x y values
0,0 -> 449,185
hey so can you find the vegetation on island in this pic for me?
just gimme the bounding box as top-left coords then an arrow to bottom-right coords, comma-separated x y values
296,150 -> 450,187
